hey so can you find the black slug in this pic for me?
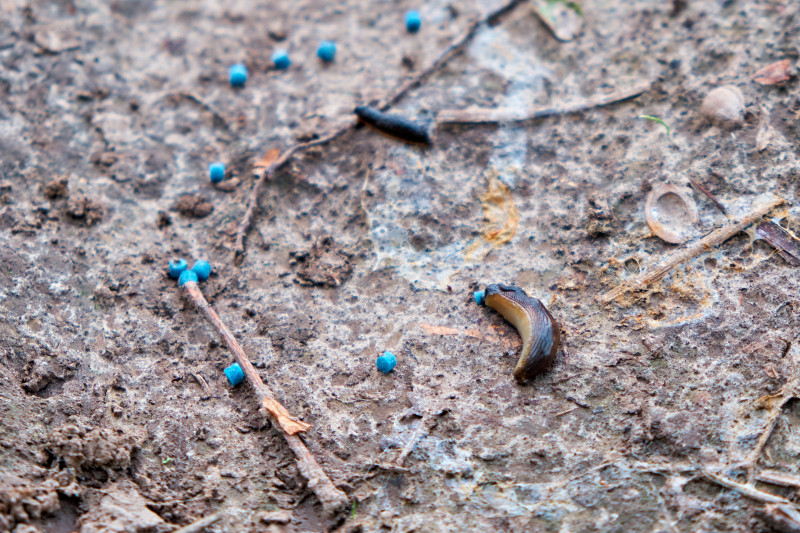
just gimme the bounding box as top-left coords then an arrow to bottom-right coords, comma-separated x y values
354,105 -> 432,145
478,283 -> 560,383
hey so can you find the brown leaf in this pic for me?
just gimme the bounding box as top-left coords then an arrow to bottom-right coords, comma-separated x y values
261,397 -> 311,435
756,221 -> 800,267
752,59 -> 794,85
253,148 -> 281,172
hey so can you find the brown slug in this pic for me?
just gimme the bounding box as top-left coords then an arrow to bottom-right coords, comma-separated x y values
476,283 -> 560,383
354,105 -> 432,145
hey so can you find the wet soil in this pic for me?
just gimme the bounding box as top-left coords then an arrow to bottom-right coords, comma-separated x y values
2,0 -> 800,532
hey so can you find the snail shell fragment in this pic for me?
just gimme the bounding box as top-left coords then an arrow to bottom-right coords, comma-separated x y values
701,85 -> 745,125
645,183 -> 699,244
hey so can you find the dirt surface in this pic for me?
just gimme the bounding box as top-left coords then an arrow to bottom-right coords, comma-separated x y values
2,0 -> 800,531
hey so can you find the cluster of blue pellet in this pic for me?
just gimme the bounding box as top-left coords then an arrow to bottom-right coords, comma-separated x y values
168,258 -> 212,287
224,10 -> 422,87
212,11 -> 423,184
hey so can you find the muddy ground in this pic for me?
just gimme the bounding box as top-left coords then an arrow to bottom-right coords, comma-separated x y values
2,0 -> 800,531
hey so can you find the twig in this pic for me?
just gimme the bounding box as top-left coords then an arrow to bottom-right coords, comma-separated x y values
745,393 -> 795,484
232,126 -> 354,265
181,281 -> 348,515
395,413 -> 440,467
171,92 -> 231,133
436,81 -> 653,124
182,281 -> 309,435
601,194 -> 785,303
231,0 -> 526,265
192,372 -> 211,394
702,470 -> 797,506
758,470 -> 800,488
687,174 -> 727,214
744,344 -> 800,484
172,511 -> 223,533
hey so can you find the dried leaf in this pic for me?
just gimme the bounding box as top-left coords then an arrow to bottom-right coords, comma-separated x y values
752,59 -> 794,85
756,221 -> 800,266
253,148 -> 281,172
465,176 -> 519,261
261,397 -> 311,435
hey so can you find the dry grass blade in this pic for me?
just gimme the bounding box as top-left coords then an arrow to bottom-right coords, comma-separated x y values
703,470 -> 797,506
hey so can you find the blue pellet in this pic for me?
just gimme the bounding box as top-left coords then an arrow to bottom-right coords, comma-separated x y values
224,363 -> 245,386
209,162 -> 225,183
474,290 -> 486,306
317,41 -> 336,62
191,260 -> 212,281
229,63 -> 248,87
168,258 -> 188,279
405,10 -> 421,33
376,351 -> 397,373
178,269 -> 198,287
272,50 -> 291,70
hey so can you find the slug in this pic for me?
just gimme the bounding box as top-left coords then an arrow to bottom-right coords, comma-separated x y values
477,283 -> 560,383
354,105 -> 432,145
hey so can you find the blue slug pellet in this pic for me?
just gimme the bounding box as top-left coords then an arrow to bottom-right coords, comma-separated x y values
192,260 -> 212,281
209,162 -> 225,183
224,363 -> 245,386
168,258 -> 188,279
376,351 -> 397,373
474,290 -> 486,306
272,50 -> 291,70
178,270 -> 198,287
405,10 -> 421,33
228,63 -> 248,87
317,41 -> 336,62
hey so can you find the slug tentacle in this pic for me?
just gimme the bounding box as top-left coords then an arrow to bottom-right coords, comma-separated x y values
354,106 -> 432,145
480,283 -> 560,383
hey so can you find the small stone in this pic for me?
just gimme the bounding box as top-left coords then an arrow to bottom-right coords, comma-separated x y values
258,510 -> 292,524
43,176 -> 68,199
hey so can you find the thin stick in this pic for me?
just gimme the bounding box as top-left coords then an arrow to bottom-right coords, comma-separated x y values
395,414 -> 438,467
172,511 -> 223,533
231,0 -> 526,265
688,174 -> 727,214
601,195 -> 785,303
436,81 -> 653,124
181,281 -> 348,515
745,393 -> 794,484
758,470 -> 800,488
702,470 -> 797,506
744,345 -> 800,484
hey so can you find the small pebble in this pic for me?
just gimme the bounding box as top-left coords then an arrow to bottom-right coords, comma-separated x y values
228,63 -> 248,87
209,162 -> 225,183
473,290 -> 486,306
376,351 -> 397,373
224,363 -> 245,386
317,41 -> 336,62
168,258 -> 187,279
272,50 -> 291,70
178,269 -> 198,287
405,10 -> 422,33
191,260 -> 212,281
